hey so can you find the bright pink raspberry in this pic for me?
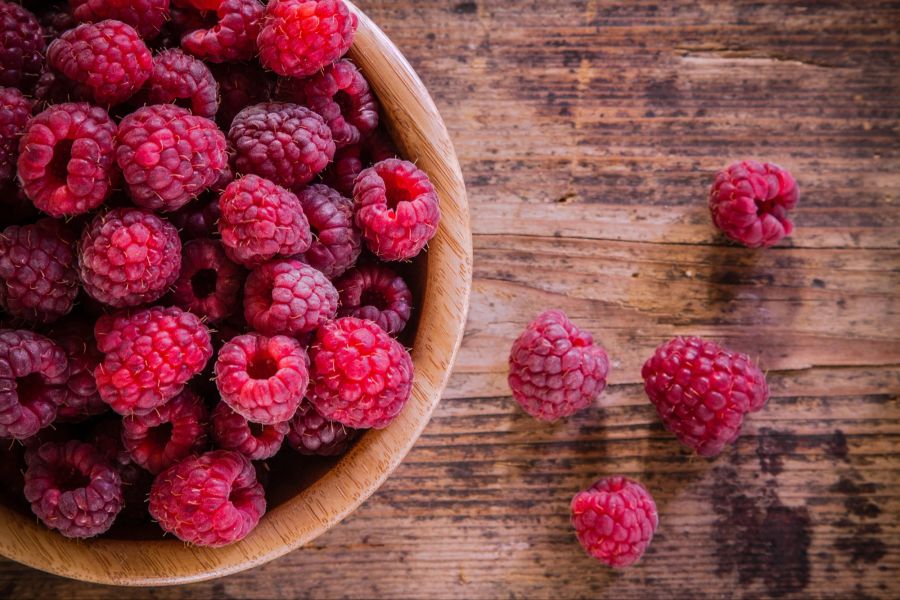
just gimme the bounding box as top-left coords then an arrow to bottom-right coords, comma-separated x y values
0,329 -> 68,439
572,476 -> 659,568
354,158 -> 441,261
211,62 -> 274,129
0,2 -> 45,90
287,397 -> 353,456
210,400 -> 288,460
144,48 -> 219,118
323,128 -> 397,198
24,440 -> 123,538
508,310 -> 610,422
181,0 -> 265,63
171,238 -> 244,323
215,333 -> 309,425
50,321 -> 107,422
308,317 -> 413,429
0,86 -> 32,183
78,208 -> 182,307
47,19 -> 152,106
94,306 -> 213,416
218,174 -> 312,267
709,161 -> 799,248
258,0 -> 357,78
0,219 -> 79,324
335,264 -> 412,337
122,388 -> 209,474
117,104 -> 228,212
69,0 -> 171,39
294,184 -> 361,278
642,336 -> 769,457
243,259 -> 338,337
149,449 -> 265,547
302,59 -> 378,149
17,102 -> 118,217
229,102 -> 335,190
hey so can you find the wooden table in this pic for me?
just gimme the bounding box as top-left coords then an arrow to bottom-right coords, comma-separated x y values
3,1 -> 898,597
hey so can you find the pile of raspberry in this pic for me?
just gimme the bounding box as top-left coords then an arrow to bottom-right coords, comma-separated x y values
0,0 -> 438,547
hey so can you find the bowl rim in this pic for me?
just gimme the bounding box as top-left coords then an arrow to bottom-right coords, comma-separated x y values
0,2 -> 472,586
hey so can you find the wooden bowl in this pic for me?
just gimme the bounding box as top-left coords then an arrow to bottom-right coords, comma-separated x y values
0,2 -> 472,585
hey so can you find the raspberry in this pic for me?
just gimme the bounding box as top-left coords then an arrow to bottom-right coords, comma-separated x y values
37,5 -> 77,40
335,264 -> 411,337
354,159 -> 441,261
144,49 -> 219,118
78,208 -> 182,307
0,2 -> 45,90
0,329 -> 68,439
308,317 -> 413,429
88,416 -> 153,520
181,0 -> 265,63
0,219 -> 79,324
508,310 -> 610,422
122,388 -> 209,474
169,193 -> 222,241
69,0 -> 170,39
294,184 -> 361,278
258,0 -> 357,78
571,476 -> 658,568
32,70 -> 92,110
94,306 -> 213,415
23,440 -> 123,538
171,238 -> 244,323
709,161 -> 799,248
17,102 -> 118,217
215,333 -> 309,425
641,336 -> 769,457
287,397 -> 353,456
148,449 -> 265,547
0,86 -> 32,183
210,400 -> 288,460
229,102 -> 335,190
303,60 -> 378,149
323,129 -> 397,197
117,104 -> 228,212
243,259 -> 338,337
50,321 -> 106,422
211,62 -> 273,129
47,20 -> 152,106
218,174 -> 312,267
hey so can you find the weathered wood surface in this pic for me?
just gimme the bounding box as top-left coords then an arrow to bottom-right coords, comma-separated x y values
2,0 -> 898,597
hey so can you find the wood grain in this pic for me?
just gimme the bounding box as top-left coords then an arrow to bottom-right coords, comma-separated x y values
2,0 -> 898,597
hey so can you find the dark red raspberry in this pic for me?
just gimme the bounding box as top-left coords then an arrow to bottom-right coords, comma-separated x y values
37,5 -> 77,40
181,0 -> 265,63
215,332 -> 309,425
309,317 -> 413,429
69,0 -> 170,39
170,238 -> 244,323
50,321 -> 106,422
122,388 -> 208,474
303,60 -> 378,149
709,161 -> 799,248
258,0 -> 357,78
17,102 -> 118,217
571,476 -> 658,568
641,336 -> 769,457
0,329 -> 68,439
218,174 -> 312,267
144,49 -> 219,118
323,128 -> 397,198
23,440 -> 123,538
117,104 -> 228,212
78,208 -> 182,307
354,159 -> 441,261
47,19 -> 152,106
0,219 -> 78,324
210,400 -> 288,460
243,259 -> 338,337
31,70 -> 92,110
287,397 -> 353,456
0,2 -> 45,90
211,62 -> 274,129
229,102 -> 335,190
149,449 -> 265,547
88,415 -> 153,520
169,192 -> 223,240
334,264 -> 411,337
178,0 -> 224,10
508,310 -> 610,422
0,86 -> 32,182
94,305 -> 213,415
294,184 -> 361,278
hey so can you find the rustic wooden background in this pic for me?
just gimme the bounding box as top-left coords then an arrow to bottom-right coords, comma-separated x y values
2,0 -> 899,597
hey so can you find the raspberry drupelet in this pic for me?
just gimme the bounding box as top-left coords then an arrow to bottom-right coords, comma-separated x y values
641,336 -> 769,457
709,160 -> 799,248
335,264 -> 412,337
295,184 -> 361,278
508,310 -> 610,422
50,321 -> 107,422
302,59 -> 379,149
17,102 -> 118,217
287,397 -> 354,456
210,400 -> 289,460
571,476 -> 659,568
149,449 -> 266,547
0,86 -> 32,183
69,0 -> 171,39
144,49 -> 219,118
181,0 -> 266,63
171,238 -> 244,323
0,1 -> 45,90
243,259 -> 338,337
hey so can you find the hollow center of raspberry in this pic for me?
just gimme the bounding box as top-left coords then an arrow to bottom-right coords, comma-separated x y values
248,421 -> 266,438
55,464 -> 90,493
148,422 -> 174,449
247,354 -> 278,380
48,139 -> 74,183
15,373 -> 47,404
191,269 -> 218,299
382,173 -> 417,209
360,288 -> 388,310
